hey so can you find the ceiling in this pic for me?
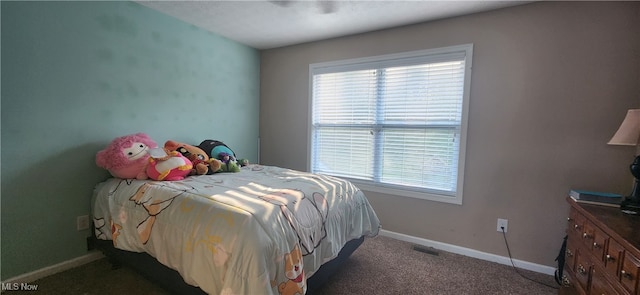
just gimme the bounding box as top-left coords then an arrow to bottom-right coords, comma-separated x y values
137,1 -> 532,50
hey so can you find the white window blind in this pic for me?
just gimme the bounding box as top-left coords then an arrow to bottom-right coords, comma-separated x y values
309,44 -> 472,204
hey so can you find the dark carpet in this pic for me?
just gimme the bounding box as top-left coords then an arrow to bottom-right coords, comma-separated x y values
4,235 -> 559,294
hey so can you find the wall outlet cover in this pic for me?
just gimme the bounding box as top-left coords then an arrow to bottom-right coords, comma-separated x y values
497,218 -> 508,233
77,215 -> 90,231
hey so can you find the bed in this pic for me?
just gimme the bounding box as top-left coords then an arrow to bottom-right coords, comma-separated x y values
91,164 -> 381,295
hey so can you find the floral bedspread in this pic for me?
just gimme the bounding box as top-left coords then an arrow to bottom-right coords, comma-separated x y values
92,164 -> 380,295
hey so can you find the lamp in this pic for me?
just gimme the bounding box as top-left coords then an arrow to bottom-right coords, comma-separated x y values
608,109 -> 640,214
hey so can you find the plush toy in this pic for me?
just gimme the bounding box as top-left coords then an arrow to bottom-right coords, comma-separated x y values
237,158 -> 250,167
217,152 -> 240,172
198,139 -> 242,172
96,133 -> 158,179
164,140 -> 221,175
146,148 -> 193,181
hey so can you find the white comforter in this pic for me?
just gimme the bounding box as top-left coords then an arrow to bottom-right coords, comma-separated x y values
92,165 -> 380,295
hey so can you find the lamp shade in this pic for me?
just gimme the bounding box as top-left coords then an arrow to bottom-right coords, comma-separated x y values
608,109 -> 640,146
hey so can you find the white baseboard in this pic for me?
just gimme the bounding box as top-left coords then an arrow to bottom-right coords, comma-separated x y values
379,229 -> 556,276
3,251 -> 104,284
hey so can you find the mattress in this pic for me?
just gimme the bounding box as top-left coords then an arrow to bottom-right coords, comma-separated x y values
91,164 -> 380,294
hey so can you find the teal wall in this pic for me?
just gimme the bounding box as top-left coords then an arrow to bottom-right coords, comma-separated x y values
1,1 -> 260,280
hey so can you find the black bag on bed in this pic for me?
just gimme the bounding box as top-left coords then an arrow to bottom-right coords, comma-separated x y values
198,139 -> 237,160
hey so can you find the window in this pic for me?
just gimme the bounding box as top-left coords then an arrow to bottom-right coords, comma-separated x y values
309,44 -> 472,204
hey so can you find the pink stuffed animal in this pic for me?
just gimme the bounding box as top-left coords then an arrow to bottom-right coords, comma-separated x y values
146,149 -> 193,181
96,133 -> 157,179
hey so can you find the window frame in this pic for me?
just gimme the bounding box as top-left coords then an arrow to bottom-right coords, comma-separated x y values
307,44 -> 473,205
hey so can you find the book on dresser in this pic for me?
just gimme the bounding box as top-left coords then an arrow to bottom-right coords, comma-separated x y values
568,189 -> 622,207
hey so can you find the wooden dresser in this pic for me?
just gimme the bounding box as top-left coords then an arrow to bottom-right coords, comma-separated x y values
560,197 -> 640,295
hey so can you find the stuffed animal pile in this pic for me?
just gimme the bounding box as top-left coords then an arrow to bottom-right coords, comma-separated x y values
95,133 -> 249,181
164,140 -> 221,175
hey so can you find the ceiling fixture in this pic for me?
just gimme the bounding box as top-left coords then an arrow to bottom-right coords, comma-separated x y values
269,0 -> 337,14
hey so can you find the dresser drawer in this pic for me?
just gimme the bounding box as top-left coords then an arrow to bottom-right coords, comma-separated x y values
566,237 -> 578,273
589,223 -> 609,263
620,252 -> 640,295
577,215 -> 609,264
569,209 -> 586,237
575,250 -> 593,292
591,263 -> 623,295
605,239 -> 624,278
561,268 -> 584,295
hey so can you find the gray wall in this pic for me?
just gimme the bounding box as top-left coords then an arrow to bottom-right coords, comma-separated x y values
260,1 -> 640,267
1,1 -> 260,279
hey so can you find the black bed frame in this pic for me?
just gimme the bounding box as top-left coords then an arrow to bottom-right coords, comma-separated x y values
89,235 -> 364,294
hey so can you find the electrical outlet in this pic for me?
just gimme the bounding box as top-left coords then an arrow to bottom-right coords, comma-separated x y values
77,215 -> 90,231
497,218 -> 508,233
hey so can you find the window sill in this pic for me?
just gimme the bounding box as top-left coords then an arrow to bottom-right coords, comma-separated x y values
346,179 -> 463,205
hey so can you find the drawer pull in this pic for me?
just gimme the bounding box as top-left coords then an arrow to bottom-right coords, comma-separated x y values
593,242 -> 600,248
621,270 -> 633,280
567,217 -> 573,222
606,254 -> 615,261
575,224 -> 580,229
562,274 -> 572,287
566,249 -> 574,257
583,233 -> 592,239
578,264 -> 587,275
